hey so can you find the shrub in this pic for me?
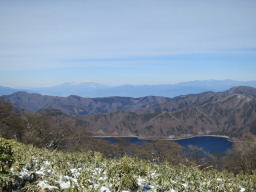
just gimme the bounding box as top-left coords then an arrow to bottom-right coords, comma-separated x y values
107,156 -> 140,191
0,138 -> 14,191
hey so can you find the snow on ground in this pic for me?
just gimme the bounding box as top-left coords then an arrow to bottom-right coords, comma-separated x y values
11,160 -> 248,192
9,152 -> 251,191
38,181 -> 58,190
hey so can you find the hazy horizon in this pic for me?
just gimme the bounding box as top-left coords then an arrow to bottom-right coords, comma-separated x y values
1,79 -> 256,90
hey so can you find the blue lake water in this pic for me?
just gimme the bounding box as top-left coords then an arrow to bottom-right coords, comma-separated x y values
97,136 -> 233,154
97,137 -> 150,145
175,136 -> 233,154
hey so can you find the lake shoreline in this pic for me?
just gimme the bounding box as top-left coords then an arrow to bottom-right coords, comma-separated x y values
92,134 -> 230,141
93,135 -> 233,154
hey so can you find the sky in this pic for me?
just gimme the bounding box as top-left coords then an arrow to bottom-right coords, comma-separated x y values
0,0 -> 256,88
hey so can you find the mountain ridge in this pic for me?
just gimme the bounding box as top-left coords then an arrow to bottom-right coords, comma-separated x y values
2,86 -> 256,138
77,88 -> 256,138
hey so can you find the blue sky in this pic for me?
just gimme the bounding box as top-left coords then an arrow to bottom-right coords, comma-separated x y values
0,0 -> 256,88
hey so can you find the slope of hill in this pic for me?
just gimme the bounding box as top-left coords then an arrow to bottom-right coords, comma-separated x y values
3,86 -> 256,138
1,137 -> 255,191
2,92 -> 171,115
78,93 -> 256,137
146,86 -> 256,113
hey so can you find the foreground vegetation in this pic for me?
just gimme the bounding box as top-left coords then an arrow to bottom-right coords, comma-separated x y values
1,96 -> 256,191
1,137 -> 256,192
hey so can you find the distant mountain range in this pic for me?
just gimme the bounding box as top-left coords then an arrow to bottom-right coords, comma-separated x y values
1,80 -> 256,97
2,86 -> 256,138
0,85 -> 19,96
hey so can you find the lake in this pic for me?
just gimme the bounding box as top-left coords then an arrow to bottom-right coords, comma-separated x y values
96,136 -> 233,154
175,136 -> 232,154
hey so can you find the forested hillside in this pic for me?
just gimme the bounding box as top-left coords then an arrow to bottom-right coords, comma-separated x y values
3,86 -> 256,138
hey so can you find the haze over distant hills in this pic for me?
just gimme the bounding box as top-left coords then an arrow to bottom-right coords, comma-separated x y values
1,80 -> 256,98
0,85 -> 20,96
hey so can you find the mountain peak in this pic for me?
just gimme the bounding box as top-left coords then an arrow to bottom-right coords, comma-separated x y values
227,86 -> 256,98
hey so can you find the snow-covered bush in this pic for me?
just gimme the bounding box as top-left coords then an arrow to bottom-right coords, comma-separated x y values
1,137 -> 255,191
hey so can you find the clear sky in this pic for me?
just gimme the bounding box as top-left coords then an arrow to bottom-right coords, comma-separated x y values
0,0 -> 256,88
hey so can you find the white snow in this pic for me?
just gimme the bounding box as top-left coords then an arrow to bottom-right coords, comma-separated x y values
9,158 -> 252,191
100,186 -> 111,192
58,179 -> 71,189
38,181 -> 58,189
167,190 -> 176,192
